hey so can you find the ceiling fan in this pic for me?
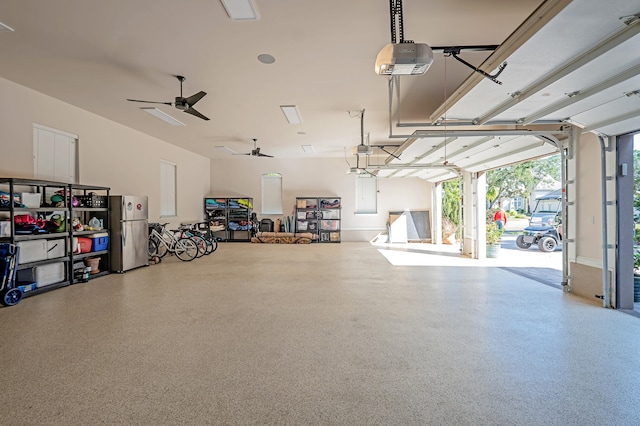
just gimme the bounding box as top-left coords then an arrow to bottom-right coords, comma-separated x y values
236,139 -> 274,158
127,75 -> 210,121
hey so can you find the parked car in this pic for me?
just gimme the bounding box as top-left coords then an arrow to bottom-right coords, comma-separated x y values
516,189 -> 562,252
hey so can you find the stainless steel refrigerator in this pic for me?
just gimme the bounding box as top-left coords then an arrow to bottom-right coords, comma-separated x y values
110,195 -> 149,272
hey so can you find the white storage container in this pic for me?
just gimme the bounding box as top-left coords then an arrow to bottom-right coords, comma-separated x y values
17,262 -> 66,288
21,192 -> 42,208
0,221 -> 10,237
46,239 -> 66,259
16,240 -> 48,264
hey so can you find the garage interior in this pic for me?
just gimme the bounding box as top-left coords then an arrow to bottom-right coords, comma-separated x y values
1,0 -> 640,424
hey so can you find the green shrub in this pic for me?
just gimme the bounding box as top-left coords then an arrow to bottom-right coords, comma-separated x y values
486,222 -> 503,245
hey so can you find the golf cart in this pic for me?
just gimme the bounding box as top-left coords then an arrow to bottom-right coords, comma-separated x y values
516,189 -> 562,252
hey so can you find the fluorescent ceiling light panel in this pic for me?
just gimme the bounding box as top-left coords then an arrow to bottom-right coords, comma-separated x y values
215,146 -> 237,154
141,107 -> 185,126
280,105 -> 303,124
301,145 -> 314,153
0,21 -> 15,32
220,0 -> 259,20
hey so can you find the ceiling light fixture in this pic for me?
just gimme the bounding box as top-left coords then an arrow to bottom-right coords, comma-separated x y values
220,0 -> 259,20
0,21 -> 15,32
215,146 -> 237,154
301,145 -> 314,153
141,107 -> 185,126
280,105 -> 303,124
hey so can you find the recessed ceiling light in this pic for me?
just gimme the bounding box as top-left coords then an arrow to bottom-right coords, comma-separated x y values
220,0 -> 259,20
141,107 -> 185,126
257,54 -> 276,64
280,105 -> 302,125
0,21 -> 15,32
301,145 -> 313,153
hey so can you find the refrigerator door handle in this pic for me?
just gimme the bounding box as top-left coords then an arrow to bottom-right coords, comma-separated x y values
122,220 -> 127,246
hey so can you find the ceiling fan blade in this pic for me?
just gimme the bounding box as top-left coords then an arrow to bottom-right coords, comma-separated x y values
184,91 -> 206,107
127,99 -> 172,105
257,153 -> 274,158
184,107 -> 210,121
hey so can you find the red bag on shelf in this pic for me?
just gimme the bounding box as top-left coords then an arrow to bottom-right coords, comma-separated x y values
14,214 -> 35,225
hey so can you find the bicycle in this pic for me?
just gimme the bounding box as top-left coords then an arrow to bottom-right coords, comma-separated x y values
175,225 -> 208,258
148,223 -> 198,261
178,222 -> 218,255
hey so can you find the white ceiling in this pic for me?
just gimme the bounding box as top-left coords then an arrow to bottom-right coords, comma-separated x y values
1,0 -> 639,182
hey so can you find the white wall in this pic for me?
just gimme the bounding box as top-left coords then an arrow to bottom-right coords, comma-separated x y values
210,157 -> 433,241
0,77 -> 210,228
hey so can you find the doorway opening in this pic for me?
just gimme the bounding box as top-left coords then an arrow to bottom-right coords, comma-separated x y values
632,134 -> 640,312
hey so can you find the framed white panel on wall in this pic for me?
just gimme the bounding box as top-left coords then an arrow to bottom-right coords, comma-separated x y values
355,175 -> 377,214
33,124 -> 78,183
262,173 -> 283,214
160,160 -> 177,217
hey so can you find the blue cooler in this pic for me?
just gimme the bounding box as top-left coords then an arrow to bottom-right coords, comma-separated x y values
90,232 -> 109,251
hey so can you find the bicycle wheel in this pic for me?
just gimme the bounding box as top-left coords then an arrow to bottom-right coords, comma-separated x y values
174,238 -> 198,261
148,238 -> 159,257
206,236 -> 218,254
154,237 -> 169,258
190,235 -> 207,258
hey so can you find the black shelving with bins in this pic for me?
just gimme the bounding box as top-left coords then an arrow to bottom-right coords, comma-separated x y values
204,197 -> 254,242
295,197 -> 341,243
69,184 -> 110,283
0,178 -> 110,300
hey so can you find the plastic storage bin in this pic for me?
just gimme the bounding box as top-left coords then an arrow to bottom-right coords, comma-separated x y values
17,262 -> 65,288
89,233 -> 108,251
20,192 -> 42,208
73,237 -> 92,254
1,221 -> 11,237
16,240 -> 48,264
46,239 -> 66,259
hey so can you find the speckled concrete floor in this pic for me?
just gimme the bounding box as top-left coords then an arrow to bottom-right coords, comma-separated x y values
1,242 -> 640,425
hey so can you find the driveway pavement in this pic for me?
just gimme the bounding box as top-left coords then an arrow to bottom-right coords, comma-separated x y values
372,216 -> 564,288
499,216 -> 563,288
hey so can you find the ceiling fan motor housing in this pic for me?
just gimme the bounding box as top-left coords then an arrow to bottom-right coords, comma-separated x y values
174,97 -> 188,110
